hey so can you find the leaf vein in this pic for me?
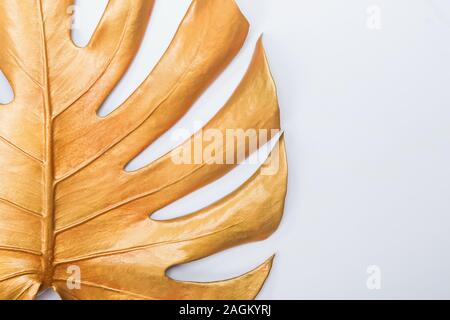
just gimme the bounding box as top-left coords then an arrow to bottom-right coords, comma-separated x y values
0,270 -> 39,284
54,223 -> 238,265
5,48 -> 44,88
0,245 -> 42,256
14,282 -> 36,300
0,197 -> 42,217
56,163 -> 207,234
0,135 -> 43,164
53,279 -> 155,300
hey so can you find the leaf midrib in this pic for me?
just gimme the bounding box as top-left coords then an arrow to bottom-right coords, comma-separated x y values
37,0 -> 55,290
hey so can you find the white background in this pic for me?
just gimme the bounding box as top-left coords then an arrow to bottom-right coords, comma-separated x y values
2,0 -> 450,300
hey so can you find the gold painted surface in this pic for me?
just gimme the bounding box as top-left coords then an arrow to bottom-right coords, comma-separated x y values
0,0 -> 287,300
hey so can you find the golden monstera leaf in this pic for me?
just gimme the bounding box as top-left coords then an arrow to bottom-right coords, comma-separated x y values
0,0 -> 287,300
